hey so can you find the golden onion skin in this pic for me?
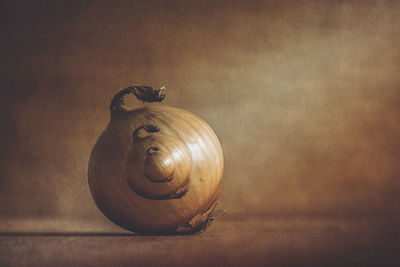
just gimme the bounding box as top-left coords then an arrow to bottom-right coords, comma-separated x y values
88,87 -> 223,234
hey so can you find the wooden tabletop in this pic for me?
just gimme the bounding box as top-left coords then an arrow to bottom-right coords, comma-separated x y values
1,214 -> 398,266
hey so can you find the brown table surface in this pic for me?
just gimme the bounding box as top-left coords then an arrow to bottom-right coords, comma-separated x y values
0,213 -> 398,267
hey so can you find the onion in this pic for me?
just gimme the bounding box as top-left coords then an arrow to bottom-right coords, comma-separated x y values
88,86 -> 224,234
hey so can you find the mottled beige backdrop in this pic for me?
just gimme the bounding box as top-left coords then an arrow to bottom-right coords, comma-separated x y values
1,0 -> 400,232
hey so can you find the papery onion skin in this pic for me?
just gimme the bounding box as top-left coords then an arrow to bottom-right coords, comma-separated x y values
88,86 -> 223,234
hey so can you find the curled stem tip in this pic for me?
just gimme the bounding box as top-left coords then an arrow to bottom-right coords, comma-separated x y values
110,86 -> 166,111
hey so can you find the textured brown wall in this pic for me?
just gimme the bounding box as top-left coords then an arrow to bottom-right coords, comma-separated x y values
1,0 -> 400,231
